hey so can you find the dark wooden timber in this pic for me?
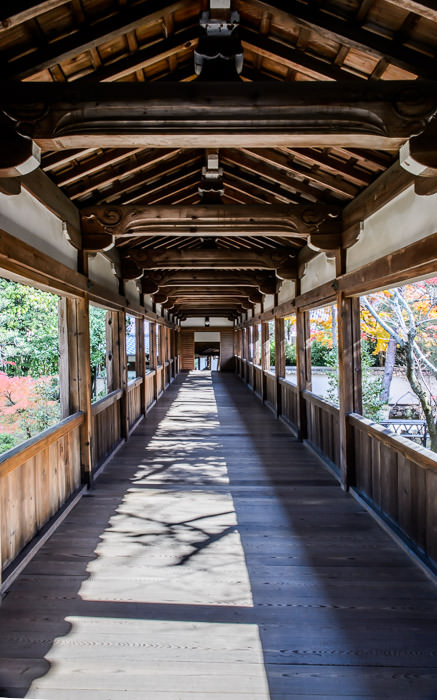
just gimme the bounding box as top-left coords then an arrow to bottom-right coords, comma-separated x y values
3,82 -> 437,151
0,372 -> 436,698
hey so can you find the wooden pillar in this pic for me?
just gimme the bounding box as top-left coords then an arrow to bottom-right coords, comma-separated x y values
247,325 -> 253,363
150,321 -> 158,400
261,320 -> 269,401
59,297 -> 93,485
117,310 -> 129,439
337,293 -> 362,490
275,316 -> 285,417
253,323 -> 260,366
296,308 -> 311,441
136,318 -> 146,416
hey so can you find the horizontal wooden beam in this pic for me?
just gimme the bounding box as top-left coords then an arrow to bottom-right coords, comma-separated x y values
129,247 -> 297,279
147,270 -> 279,294
3,82 -> 436,151
338,232 -> 437,296
342,160 -> 414,248
81,203 -> 340,240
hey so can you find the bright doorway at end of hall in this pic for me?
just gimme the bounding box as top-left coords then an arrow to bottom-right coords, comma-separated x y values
194,332 -> 220,370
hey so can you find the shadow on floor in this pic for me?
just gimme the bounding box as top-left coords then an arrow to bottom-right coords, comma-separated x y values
0,371 -> 436,699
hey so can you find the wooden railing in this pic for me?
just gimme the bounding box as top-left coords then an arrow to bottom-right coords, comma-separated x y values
0,412 -> 83,571
156,365 -> 164,396
303,390 -> 340,474
127,377 -> 143,429
279,378 -> 299,433
91,389 -> 122,470
264,371 -> 276,409
235,355 -> 437,572
145,370 -> 156,411
349,413 -> 437,571
253,365 -> 263,398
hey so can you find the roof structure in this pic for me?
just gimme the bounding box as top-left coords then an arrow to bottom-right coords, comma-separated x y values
1,0 -> 437,319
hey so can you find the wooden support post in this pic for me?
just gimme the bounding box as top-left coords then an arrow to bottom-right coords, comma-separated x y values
252,323 -> 259,366
136,317 -> 146,416
118,310 -> 129,439
59,297 -> 92,485
337,293 -> 362,490
275,316 -> 285,417
296,308 -> 311,441
261,320 -> 269,402
247,325 -> 253,363
150,321 -> 158,401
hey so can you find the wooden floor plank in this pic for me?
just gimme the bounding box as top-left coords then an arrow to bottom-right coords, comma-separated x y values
1,371 -> 437,699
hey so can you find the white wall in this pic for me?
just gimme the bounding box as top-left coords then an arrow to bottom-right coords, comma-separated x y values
194,332 -> 221,342
300,253 -> 336,294
124,279 -> 140,306
88,253 -> 119,295
347,185 -> 437,272
0,189 -> 77,268
181,317 -> 233,327
278,279 -> 295,304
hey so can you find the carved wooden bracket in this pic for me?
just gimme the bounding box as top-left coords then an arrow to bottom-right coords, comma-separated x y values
0,111 -> 40,177
399,116 -> 437,196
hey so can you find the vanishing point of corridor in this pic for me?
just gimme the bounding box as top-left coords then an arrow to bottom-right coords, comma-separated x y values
0,372 -> 437,699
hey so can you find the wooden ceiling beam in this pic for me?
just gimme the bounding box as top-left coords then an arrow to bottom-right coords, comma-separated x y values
235,147 -> 358,198
247,0 -> 435,77
76,27 -> 198,84
224,163 -> 313,204
240,27 -> 363,82
42,148 -> 97,172
66,148 -> 182,199
283,148 -> 373,187
54,148 -> 142,187
0,0 -> 70,32
128,247 -> 297,279
5,82 -> 435,152
383,0 -> 437,23
147,270 -> 279,293
81,202 -> 340,240
5,0 -> 201,79
122,168 -> 201,206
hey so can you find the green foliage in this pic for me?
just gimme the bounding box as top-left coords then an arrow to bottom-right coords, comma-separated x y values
326,342 -> 386,420
0,277 -> 59,377
89,306 -> 108,401
0,434 -> 15,453
17,377 -> 61,439
89,306 -> 107,372
285,342 -> 296,366
311,340 -> 332,366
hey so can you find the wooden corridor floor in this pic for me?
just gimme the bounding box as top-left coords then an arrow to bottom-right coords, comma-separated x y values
1,371 -> 437,700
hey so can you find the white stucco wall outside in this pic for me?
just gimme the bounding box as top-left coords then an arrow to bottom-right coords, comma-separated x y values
347,185 -> 437,272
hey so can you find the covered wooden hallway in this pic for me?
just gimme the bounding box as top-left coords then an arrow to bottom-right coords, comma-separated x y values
0,370 -> 436,699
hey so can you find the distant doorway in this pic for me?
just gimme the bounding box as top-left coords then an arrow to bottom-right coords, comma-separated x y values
194,332 -> 221,371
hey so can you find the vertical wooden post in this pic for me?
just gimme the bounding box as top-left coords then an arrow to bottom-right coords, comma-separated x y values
136,317 -> 146,416
253,323 -> 260,366
337,293 -> 362,490
118,310 -> 129,440
150,321 -> 158,401
275,316 -> 285,417
296,308 -> 311,441
261,320 -> 269,402
247,325 -> 253,363
59,297 -> 93,485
